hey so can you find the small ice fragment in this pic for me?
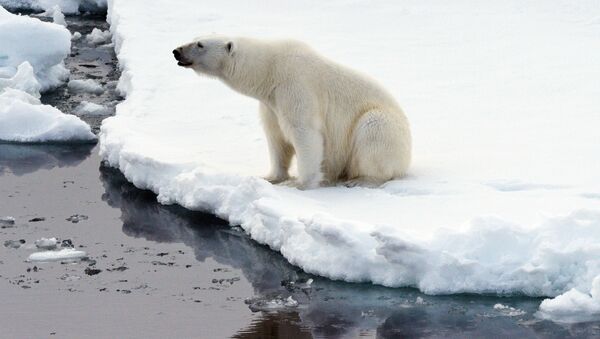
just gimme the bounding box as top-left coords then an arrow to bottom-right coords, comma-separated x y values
4,239 -> 25,249
86,28 -> 111,45
66,214 -> 89,223
0,216 -> 16,227
416,296 -> 425,304
35,237 -> 58,250
67,79 -> 103,95
28,248 -> 87,262
284,296 -> 298,307
72,32 -> 82,41
75,101 -> 110,116
494,303 -> 526,317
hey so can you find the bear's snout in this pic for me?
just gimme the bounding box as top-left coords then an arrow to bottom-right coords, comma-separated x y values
172,48 -> 182,61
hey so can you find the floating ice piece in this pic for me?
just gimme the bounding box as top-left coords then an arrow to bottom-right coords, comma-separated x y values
4,239 -> 25,249
72,31 -> 82,41
86,28 -> 111,45
0,6 -> 70,91
75,101 -> 110,116
0,88 -> 97,143
68,79 -> 103,95
245,295 -> 299,312
493,304 -> 526,317
40,5 -> 67,27
537,276 -> 600,323
34,237 -> 58,250
28,248 -> 87,262
0,216 -> 16,227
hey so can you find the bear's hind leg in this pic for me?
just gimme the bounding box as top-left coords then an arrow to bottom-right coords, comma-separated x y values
347,109 -> 411,187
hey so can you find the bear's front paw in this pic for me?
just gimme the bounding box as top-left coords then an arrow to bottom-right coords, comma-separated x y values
263,173 -> 290,185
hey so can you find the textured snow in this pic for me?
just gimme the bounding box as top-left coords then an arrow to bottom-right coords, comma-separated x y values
0,0 -> 106,14
100,0 -> 600,323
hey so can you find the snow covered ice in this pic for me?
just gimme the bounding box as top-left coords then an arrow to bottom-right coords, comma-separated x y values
99,0 -> 600,323
75,101 -> 110,115
0,6 -> 96,143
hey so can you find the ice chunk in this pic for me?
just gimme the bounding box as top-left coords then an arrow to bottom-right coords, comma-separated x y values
0,88 -> 97,143
0,62 -> 42,97
0,216 -> 16,227
68,79 -> 104,94
245,295 -> 299,312
40,5 -> 67,27
0,6 -> 70,91
4,239 -> 25,249
75,101 -> 110,115
86,28 -> 111,45
493,304 -> 526,317
537,276 -> 600,323
71,31 -> 82,41
34,237 -> 58,250
28,248 -> 87,262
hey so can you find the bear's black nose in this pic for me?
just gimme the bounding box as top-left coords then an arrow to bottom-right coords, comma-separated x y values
173,49 -> 181,60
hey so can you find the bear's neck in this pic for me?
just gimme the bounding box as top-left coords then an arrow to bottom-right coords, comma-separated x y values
220,47 -> 275,102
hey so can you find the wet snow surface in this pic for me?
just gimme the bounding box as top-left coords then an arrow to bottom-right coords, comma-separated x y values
100,0 -> 600,323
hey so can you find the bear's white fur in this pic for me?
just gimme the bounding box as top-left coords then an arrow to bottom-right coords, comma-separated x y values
174,36 -> 411,189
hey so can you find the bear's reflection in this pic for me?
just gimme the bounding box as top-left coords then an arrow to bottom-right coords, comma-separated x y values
99,164 -> 589,339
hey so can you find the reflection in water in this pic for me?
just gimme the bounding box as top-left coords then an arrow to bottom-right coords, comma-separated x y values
99,165 -> 600,339
0,143 -> 94,176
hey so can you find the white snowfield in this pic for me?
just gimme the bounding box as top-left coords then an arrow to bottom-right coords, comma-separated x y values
0,6 -> 96,143
100,0 -> 600,323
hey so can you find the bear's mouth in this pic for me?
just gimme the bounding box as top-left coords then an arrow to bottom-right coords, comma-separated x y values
177,61 -> 193,67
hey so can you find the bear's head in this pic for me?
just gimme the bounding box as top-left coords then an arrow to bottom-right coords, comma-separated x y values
173,36 -> 235,77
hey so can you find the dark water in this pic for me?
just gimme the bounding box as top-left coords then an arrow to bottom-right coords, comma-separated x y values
2,8 -> 600,339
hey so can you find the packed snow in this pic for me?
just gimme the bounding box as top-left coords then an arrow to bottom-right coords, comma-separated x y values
0,0 -> 106,14
100,0 -> 600,323
67,78 -> 103,94
27,248 -> 87,262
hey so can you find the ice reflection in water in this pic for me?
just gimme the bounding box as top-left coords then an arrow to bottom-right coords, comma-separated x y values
99,165 -> 600,339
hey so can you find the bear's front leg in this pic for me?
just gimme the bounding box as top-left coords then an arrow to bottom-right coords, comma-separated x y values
260,103 -> 293,184
290,127 -> 324,190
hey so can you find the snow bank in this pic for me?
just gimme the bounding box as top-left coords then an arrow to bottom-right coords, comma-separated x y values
0,6 -> 70,91
0,0 -> 106,14
0,88 -> 96,142
101,0 -> 600,323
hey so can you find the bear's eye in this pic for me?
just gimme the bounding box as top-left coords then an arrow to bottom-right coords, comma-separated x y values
197,42 -> 203,48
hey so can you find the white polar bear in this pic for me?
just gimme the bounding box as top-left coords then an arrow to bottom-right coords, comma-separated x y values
173,36 -> 411,189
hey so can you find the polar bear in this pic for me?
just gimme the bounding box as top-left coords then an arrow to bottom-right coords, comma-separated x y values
173,36 -> 411,189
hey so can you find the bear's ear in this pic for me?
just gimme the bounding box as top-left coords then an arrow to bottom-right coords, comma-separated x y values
226,41 -> 234,55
